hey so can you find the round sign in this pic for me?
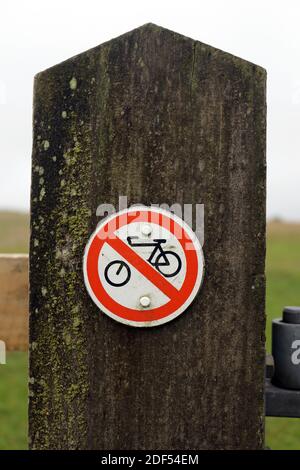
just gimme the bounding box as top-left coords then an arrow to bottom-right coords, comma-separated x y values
83,206 -> 204,327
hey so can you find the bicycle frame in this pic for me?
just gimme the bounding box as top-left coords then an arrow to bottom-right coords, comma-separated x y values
127,236 -> 170,266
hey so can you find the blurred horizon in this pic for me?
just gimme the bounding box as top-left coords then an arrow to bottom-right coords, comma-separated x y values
0,209 -> 299,224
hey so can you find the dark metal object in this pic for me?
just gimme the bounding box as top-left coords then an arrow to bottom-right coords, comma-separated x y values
265,307 -> 300,417
265,377 -> 300,418
265,349 -> 300,417
272,307 -> 300,390
283,306 -> 300,324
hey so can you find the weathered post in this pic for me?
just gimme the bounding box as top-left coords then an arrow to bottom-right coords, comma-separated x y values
29,24 -> 266,449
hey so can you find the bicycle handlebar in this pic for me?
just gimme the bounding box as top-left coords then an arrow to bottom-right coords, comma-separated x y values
127,236 -> 166,247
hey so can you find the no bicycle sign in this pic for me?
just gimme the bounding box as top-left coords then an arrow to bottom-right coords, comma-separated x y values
83,206 -> 204,327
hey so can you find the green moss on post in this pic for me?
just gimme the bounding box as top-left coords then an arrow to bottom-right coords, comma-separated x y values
29,24 -> 266,449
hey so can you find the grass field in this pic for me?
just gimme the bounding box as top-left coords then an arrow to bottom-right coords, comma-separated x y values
0,211 -> 299,449
265,222 -> 300,449
0,212 -> 29,253
0,352 -> 28,449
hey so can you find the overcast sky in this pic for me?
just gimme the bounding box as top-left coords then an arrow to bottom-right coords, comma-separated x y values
1,0 -> 300,220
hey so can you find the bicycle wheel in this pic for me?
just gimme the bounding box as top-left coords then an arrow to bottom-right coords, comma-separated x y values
104,260 -> 131,287
155,251 -> 182,278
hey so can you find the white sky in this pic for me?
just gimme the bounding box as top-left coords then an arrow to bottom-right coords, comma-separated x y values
0,0 -> 299,220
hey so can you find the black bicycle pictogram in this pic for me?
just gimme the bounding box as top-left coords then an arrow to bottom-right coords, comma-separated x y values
104,236 -> 182,287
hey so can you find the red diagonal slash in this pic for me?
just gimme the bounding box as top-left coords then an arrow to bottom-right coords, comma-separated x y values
107,236 -> 180,300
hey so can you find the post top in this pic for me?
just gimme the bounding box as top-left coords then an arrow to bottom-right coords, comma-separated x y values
283,306 -> 300,324
36,22 -> 266,79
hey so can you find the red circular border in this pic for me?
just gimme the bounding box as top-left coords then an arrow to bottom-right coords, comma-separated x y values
85,209 -> 199,322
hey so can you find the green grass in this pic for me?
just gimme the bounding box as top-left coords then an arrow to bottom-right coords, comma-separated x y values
0,211 -> 29,253
265,224 -> 300,351
0,214 -> 300,449
0,212 -> 29,449
0,352 -> 28,449
265,222 -> 300,450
